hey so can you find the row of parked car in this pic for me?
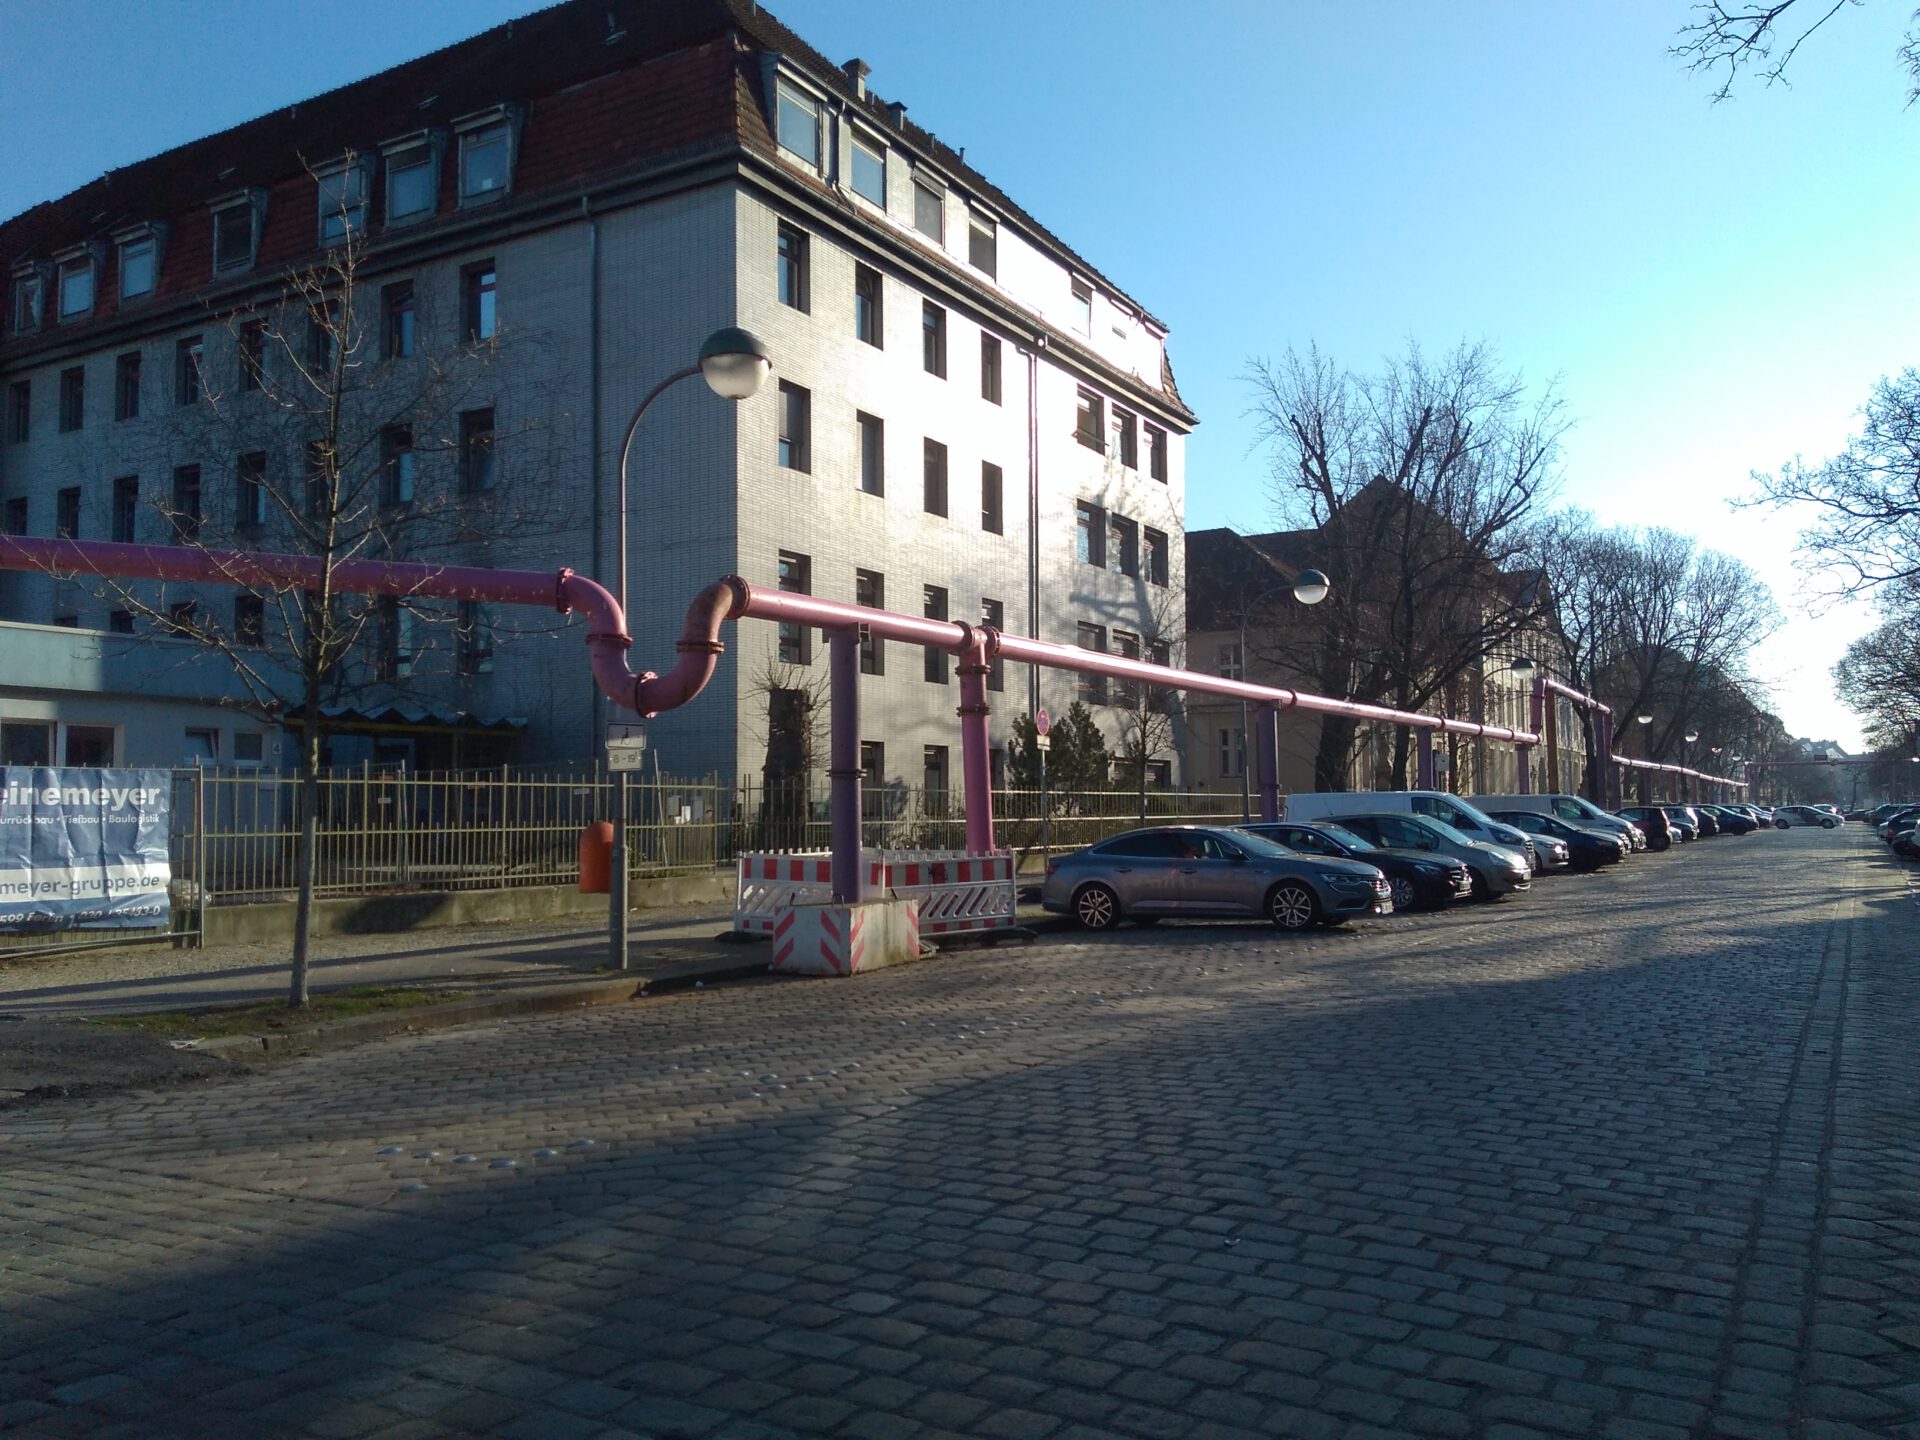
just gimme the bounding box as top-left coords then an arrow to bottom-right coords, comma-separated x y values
1869,802 -> 1920,858
1040,788 -> 1797,932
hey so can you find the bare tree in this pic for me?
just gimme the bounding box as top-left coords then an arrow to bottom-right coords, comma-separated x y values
1673,1 -> 1920,103
51,202 -> 564,1005
1833,578 -> 1920,745
1245,340 -> 1566,788
1746,368 -> 1920,596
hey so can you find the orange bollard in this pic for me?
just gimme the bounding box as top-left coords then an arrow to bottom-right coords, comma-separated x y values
578,821 -> 614,893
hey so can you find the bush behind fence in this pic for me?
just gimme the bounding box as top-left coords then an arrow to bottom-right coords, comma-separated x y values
178,765 -> 1244,904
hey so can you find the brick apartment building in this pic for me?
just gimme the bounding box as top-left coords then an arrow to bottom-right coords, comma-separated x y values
0,0 -> 1192,791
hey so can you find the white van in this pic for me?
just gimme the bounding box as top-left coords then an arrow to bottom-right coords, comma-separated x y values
1472,792 -> 1645,850
1283,791 -> 1533,867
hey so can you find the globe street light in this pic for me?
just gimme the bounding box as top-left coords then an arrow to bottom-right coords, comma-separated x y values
1238,570 -> 1332,820
608,327 -> 771,971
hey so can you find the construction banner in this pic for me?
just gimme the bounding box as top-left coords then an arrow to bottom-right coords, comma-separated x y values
0,768 -> 172,932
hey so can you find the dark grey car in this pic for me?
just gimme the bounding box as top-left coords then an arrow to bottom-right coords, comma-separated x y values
1041,825 -> 1391,932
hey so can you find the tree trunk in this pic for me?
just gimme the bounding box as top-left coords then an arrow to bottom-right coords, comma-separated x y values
1314,715 -> 1355,791
289,708 -> 321,1008
1390,728 -> 1411,789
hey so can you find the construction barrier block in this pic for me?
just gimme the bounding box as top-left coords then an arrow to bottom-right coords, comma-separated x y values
769,898 -> 921,976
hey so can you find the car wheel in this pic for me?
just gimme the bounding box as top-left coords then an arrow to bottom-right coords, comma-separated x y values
1823,819 -> 1838,829
1072,883 -> 1120,931
1267,882 -> 1319,931
1387,876 -> 1417,912
1467,868 -> 1493,902
1775,818 -> 1790,829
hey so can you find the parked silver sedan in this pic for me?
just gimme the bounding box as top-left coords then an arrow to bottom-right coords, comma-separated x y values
1041,825 -> 1392,932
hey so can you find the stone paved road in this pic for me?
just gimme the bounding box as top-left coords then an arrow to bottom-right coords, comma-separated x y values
2,828 -> 1916,1439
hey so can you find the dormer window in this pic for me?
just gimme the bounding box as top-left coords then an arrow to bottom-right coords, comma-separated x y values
316,158 -> 371,244
912,173 -> 944,243
115,226 -> 163,302
9,267 -> 45,335
851,133 -> 886,206
968,209 -> 997,278
211,191 -> 266,274
775,83 -> 821,169
1071,277 -> 1093,335
454,108 -> 518,205
382,133 -> 440,225
56,251 -> 95,320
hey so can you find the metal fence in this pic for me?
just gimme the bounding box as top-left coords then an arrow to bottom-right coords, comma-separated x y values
178,765 -> 1248,904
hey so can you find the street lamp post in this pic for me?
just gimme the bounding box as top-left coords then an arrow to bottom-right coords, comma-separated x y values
1681,729 -> 1699,801
607,327 -> 770,970
1635,712 -> 1653,802
1237,568 -> 1329,820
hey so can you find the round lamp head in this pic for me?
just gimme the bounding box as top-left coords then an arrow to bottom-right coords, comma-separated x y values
698,326 -> 771,400
1684,730 -> 1699,743
1509,656 -> 1536,677
1292,568 -> 1330,606
1636,713 -> 1653,725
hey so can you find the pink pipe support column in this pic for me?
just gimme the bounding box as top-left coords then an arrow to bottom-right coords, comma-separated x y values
827,626 -> 863,904
1254,704 -> 1280,821
1415,729 -> 1435,789
956,632 -> 995,854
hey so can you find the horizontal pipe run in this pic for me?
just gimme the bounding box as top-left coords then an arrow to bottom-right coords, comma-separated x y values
1613,755 -> 1747,789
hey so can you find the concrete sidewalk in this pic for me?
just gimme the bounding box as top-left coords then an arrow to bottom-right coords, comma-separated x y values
0,903 -> 757,1018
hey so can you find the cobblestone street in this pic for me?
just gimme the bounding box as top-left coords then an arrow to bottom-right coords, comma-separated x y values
2,827 -> 1916,1439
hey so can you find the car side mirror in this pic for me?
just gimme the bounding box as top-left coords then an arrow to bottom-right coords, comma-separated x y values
1228,851 -> 1247,865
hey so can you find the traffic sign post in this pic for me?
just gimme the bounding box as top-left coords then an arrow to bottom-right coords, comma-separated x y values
1035,710 -> 1051,865
603,724 -> 648,973
605,723 -> 648,772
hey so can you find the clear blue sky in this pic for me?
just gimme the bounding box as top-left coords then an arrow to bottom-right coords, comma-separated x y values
5,0 -> 1914,748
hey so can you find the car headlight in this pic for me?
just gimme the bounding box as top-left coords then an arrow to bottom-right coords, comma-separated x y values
1319,872 -> 1375,890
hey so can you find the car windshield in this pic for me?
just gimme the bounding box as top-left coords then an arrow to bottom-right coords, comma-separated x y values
1231,830 -> 1297,860
1415,816 -> 1472,845
1317,823 -> 1376,852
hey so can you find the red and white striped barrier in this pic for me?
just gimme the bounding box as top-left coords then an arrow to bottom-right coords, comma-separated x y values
735,850 -> 1016,938
769,898 -> 922,976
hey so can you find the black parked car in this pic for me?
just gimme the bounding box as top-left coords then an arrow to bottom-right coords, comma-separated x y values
1239,820 -> 1474,912
1699,805 -> 1755,835
1672,805 -> 1719,838
1484,810 -> 1626,871
1617,806 -> 1674,850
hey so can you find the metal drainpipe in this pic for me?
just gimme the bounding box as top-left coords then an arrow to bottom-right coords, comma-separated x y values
583,193 -> 603,757
1024,340 -> 1042,720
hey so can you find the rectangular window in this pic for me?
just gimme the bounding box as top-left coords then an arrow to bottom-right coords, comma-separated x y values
854,264 -> 882,347
119,236 -> 156,300
1113,630 -> 1140,707
1077,622 -> 1108,705
112,476 -> 138,543
856,569 -> 884,674
922,301 -> 946,377
459,122 -> 512,202
181,725 -> 217,762
58,255 -> 93,319
1109,515 -> 1138,577
923,745 -> 950,816
114,352 -> 141,421
1075,500 -> 1104,567
980,334 -> 1002,404
239,320 -> 266,390
776,85 -> 821,168
857,412 -> 884,496
384,282 -> 416,359
56,487 -> 81,539
1071,277 -> 1092,335
981,462 -> 1003,535
1149,639 -> 1172,716
67,723 -> 115,762
1148,423 -> 1168,482
1220,727 -> 1245,778
1,719 -> 56,766
213,202 -> 256,274
316,162 -> 367,243
232,732 -> 266,765
11,273 -> 44,334
777,550 -> 811,665
5,497 -> 27,535
968,211 -> 997,277
109,609 -> 135,635
464,263 -> 497,341
377,597 -> 415,680
1145,527 -> 1169,586
458,600 -> 495,674
982,597 -> 1005,691
387,142 -> 436,222
307,303 -> 338,375
380,425 -> 414,507
851,135 -> 887,205
460,408 -> 497,492
923,585 -> 949,684
1217,642 -> 1243,681
176,336 -> 203,405
304,441 -> 331,520
236,451 -> 268,529
1115,408 -> 1138,469
58,367 -> 84,432
776,224 -> 809,311
171,465 -> 202,539
778,382 -> 811,472
6,380 -> 27,442
234,594 -> 265,648
912,178 -> 944,241
1075,388 -> 1104,451
922,438 -> 948,517
860,740 -> 885,785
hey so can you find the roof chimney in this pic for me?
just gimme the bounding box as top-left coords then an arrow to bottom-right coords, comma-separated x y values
888,99 -> 908,127
842,58 -> 870,100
